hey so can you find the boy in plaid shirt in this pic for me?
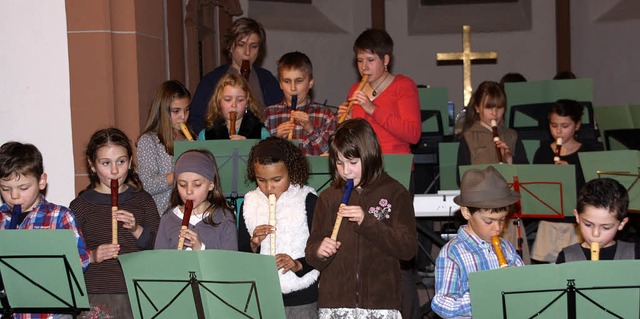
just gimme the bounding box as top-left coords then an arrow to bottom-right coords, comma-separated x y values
264,51 -> 336,155
432,166 -> 524,318
0,141 -> 90,319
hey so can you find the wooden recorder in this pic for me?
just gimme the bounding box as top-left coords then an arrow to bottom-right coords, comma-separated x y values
330,179 -> 354,240
269,194 -> 276,255
338,75 -> 369,124
553,137 -> 563,162
180,123 -> 194,141
176,200 -> 193,250
111,179 -> 119,245
229,111 -> 237,136
590,242 -> 600,261
491,235 -> 508,268
490,120 -> 503,164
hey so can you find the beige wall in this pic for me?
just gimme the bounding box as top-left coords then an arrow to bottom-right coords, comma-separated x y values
250,0 -> 640,112
0,0 -> 76,206
572,1 -> 640,106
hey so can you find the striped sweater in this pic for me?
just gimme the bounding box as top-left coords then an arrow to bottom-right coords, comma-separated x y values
69,187 -> 160,294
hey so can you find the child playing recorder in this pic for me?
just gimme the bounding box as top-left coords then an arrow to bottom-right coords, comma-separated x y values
432,166 -> 524,319
556,178 -> 639,263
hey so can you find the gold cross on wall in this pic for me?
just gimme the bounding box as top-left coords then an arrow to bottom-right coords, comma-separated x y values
437,25 -> 498,107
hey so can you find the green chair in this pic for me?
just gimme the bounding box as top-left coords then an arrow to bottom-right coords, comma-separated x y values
593,104 -> 640,150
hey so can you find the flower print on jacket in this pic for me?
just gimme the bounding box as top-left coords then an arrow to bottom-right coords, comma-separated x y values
368,198 -> 392,221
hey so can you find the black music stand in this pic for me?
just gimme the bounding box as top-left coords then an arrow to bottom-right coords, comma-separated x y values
0,231 -> 88,319
131,272 -> 263,319
604,128 -> 640,151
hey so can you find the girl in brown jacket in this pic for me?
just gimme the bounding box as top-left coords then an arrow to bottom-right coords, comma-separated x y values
305,119 -> 417,319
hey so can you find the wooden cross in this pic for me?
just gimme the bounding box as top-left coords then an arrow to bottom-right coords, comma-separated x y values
437,25 -> 498,107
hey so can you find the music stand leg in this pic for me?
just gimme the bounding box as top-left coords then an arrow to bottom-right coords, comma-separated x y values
515,218 -> 523,258
417,240 -> 436,266
0,274 -> 13,319
566,279 -> 576,319
189,272 -> 206,319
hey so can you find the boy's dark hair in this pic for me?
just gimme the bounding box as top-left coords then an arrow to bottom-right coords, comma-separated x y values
277,51 -> 313,80
576,178 -> 628,221
549,99 -> 583,124
353,29 -> 393,62
0,142 -> 43,180
328,119 -> 383,188
84,127 -> 143,192
170,149 -> 234,225
247,137 -> 310,186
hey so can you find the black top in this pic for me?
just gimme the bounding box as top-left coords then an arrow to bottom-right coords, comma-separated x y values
532,141 -> 600,193
203,110 -> 263,140
188,63 -> 283,133
556,241 -> 640,263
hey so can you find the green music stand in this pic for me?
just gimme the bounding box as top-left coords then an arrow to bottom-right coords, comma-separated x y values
119,250 -> 284,319
174,142 -> 412,213
459,164 -> 576,218
306,154 -> 413,193
438,142 -> 460,190
0,230 -> 88,318
174,140 -> 260,199
469,260 -> 640,318
504,79 -> 593,126
579,150 -> 640,212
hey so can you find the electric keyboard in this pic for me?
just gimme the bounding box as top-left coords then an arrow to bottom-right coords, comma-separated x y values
413,190 -> 460,217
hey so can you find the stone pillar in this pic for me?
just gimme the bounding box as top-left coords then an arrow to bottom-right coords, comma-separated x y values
66,0 -> 166,194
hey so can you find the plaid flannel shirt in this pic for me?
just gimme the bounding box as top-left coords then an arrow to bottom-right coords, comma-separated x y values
264,98 -> 336,155
431,225 -> 524,318
0,195 -> 90,319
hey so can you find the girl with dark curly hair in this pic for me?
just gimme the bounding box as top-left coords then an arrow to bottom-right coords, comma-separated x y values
239,136 -> 319,319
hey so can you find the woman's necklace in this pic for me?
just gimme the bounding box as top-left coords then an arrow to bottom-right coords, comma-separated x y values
371,72 -> 390,97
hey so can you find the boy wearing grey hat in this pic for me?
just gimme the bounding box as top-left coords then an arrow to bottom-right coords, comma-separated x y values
432,166 -> 524,319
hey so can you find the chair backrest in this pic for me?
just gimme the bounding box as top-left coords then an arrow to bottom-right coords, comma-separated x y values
593,104 -> 640,150
508,101 -> 602,155
417,86 -> 451,135
603,129 -> 640,150
504,79 -> 594,124
413,88 -> 448,164
509,101 -> 596,130
412,110 -> 444,164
